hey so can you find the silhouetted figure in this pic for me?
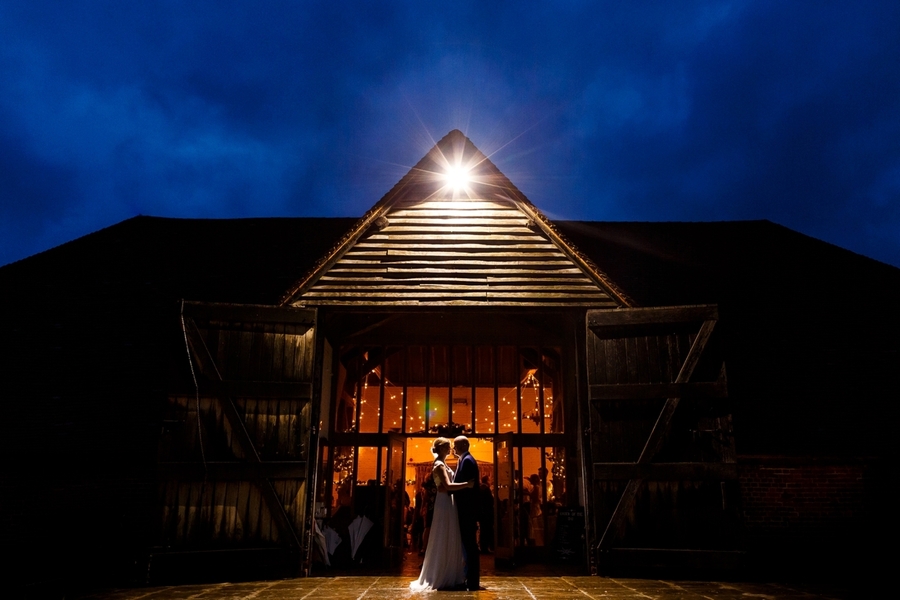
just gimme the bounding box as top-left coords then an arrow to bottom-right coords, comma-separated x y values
477,476 -> 495,553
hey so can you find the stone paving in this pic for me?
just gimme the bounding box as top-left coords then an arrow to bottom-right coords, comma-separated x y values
73,576 -> 859,600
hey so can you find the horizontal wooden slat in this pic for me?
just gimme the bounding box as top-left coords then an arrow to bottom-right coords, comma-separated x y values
158,461 -> 307,480
318,275 -> 597,283
381,225 -> 535,234
387,217 -> 528,226
304,290 -> 611,299
366,233 -> 544,242
394,200 -> 513,210
311,284 -> 602,292
593,462 -> 737,481
301,298 -> 620,307
346,250 -> 567,259
297,192 -> 618,307
590,382 -> 727,400
183,302 -> 316,326
589,305 -> 718,328
353,242 -> 559,250
338,258 -> 576,266
210,381 -> 313,399
381,266 -> 582,275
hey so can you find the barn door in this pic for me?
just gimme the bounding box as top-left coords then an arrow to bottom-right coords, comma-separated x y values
157,301 -> 321,579
584,305 -> 741,572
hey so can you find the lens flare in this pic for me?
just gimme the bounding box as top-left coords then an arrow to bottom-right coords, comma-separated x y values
444,165 -> 470,190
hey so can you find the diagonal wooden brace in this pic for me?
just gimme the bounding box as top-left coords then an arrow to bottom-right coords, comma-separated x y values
597,319 -> 717,550
183,318 -> 303,549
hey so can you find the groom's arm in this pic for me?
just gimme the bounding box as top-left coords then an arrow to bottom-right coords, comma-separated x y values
465,455 -> 478,482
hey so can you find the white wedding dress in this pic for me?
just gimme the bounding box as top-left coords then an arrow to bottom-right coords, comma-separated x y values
409,461 -> 466,592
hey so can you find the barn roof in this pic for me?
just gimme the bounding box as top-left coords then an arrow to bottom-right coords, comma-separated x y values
2,215 -> 898,312
280,130 -> 632,308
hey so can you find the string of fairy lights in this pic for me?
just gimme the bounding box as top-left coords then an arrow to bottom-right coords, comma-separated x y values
330,349 -> 565,507
352,374 -> 556,434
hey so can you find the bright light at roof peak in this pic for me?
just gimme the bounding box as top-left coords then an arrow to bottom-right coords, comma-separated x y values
443,164 -> 470,190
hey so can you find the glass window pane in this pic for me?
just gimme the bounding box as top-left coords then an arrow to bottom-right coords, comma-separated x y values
358,362 -> 381,433
547,446 -> 566,506
356,446 -> 378,485
521,368 -> 541,434
428,387 -> 449,431
335,349 -> 359,433
405,346 -> 427,434
383,348 -> 404,433
451,387 -> 472,431
497,346 -> 518,433
498,386 -> 517,433
406,386 -> 427,434
474,386 -> 495,434
520,348 -> 541,434
331,446 -> 354,512
543,349 -> 563,433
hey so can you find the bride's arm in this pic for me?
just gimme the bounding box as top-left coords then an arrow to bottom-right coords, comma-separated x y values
435,465 -> 475,491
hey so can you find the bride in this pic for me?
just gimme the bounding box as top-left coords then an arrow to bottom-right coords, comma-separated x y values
410,437 -> 475,592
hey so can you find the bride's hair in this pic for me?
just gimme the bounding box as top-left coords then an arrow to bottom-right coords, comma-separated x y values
431,437 -> 451,456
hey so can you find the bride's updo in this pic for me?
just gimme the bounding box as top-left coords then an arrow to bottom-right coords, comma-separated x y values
431,437 -> 451,456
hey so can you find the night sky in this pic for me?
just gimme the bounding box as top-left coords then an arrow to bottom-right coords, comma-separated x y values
2,1 -> 899,268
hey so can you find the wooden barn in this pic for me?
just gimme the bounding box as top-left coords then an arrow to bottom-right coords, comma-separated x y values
1,130 -> 897,594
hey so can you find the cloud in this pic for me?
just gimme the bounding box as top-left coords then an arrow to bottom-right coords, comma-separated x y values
0,1 -> 898,268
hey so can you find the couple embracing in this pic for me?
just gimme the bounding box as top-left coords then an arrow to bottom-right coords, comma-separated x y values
410,435 -> 482,592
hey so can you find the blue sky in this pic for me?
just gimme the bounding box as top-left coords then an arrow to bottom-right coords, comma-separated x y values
2,1 -> 899,267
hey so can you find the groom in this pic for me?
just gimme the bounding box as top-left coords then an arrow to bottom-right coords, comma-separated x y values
452,436 -> 481,591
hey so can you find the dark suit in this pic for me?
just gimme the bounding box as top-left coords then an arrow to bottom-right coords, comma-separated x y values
453,452 -> 480,590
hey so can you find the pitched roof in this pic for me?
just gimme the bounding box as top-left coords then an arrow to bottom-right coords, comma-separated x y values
280,130 -> 632,307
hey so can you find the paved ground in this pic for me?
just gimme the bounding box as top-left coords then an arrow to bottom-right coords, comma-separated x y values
73,576 -> 859,600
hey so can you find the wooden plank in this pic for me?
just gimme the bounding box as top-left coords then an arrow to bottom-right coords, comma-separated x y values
340,256 -> 576,265
347,249 -> 567,258
394,200 -> 514,209
184,319 -> 223,380
311,283 -> 603,292
303,290 -> 610,299
386,217 -> 529,226
158,461 -> 308,481
598,318 -> 718,550
588,305 -> 719,338
183,318 -> 306,549
647,334 -> 662,384
353,242 -> 559,250
366,233 -> 545,242
236,480 -> 251,540
593,462 -> 738,481
209,381 -> 312,402
324,268 -> 585,276
639,321 -> 717,461
300,298 -> 621,307
390,203 -> 517,209
590,382 -> 727,400
380,225 -> 536,234
318,274 -> 596,283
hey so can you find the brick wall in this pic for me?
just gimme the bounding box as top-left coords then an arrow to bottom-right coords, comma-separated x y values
736,455 -> 883,558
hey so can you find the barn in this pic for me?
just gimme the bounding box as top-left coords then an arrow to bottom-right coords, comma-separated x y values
1,130 -> 896,594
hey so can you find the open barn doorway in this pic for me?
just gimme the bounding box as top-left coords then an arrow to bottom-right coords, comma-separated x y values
310,340 -> 573,574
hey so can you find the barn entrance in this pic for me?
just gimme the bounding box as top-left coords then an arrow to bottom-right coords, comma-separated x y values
312,337 -> 572,573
